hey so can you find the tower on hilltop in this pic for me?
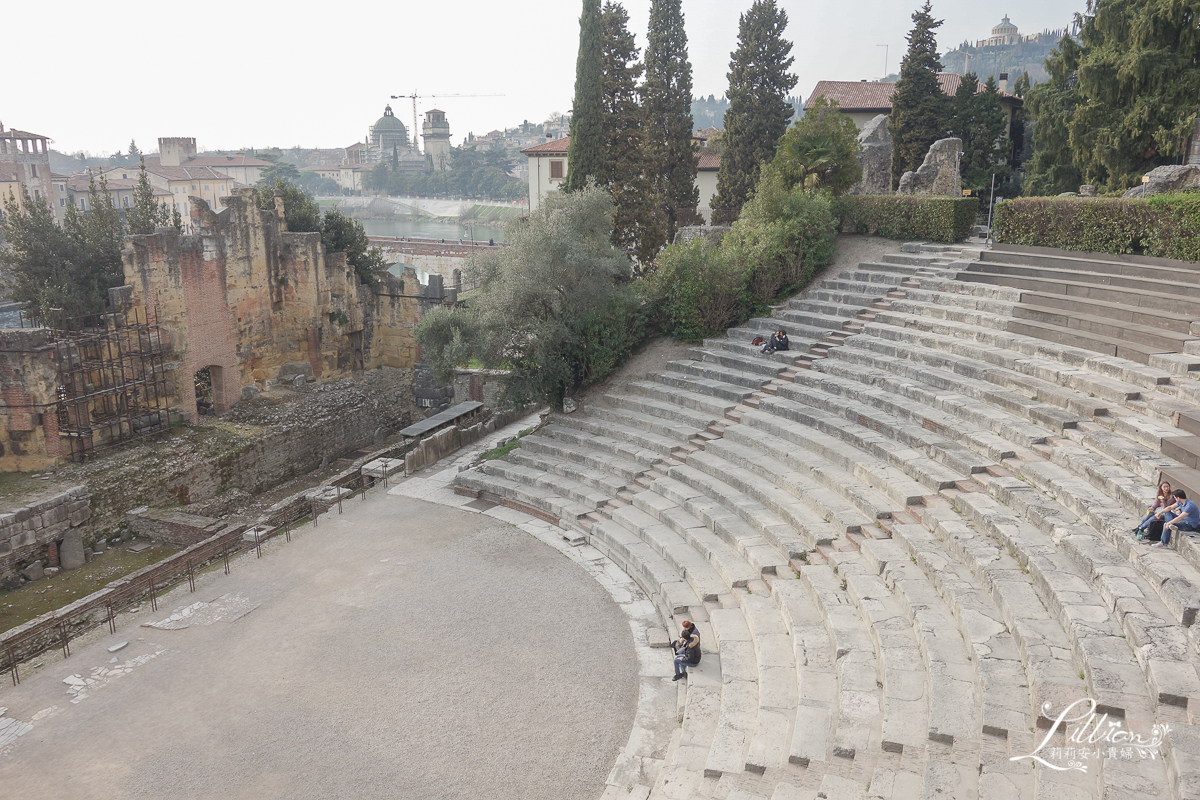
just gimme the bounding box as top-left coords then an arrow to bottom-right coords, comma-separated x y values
422,109 -> 451,172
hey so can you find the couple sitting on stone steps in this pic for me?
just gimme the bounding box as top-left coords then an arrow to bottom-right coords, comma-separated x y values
750,330 -> 789,354
672,620 -> 701,681
1135,481 -> 1199,547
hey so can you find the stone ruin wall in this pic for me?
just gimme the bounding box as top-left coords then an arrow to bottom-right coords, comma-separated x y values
0,330 -> 61,472
0,487 -> 91,583
119,188 -> 420,420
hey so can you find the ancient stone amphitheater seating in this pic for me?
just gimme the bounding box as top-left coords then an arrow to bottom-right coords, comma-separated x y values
455,242 -> 1200,799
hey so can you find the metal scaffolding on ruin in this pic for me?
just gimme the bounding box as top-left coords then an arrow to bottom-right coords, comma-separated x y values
24,306 -> 178,462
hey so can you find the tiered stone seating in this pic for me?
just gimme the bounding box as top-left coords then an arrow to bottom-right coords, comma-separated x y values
456,242 -> 1200,799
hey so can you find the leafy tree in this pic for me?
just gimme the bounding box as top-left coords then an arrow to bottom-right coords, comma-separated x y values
321,208 -> 386,286
127,140 -> 142,165
566,0 -> 606,191
598,1 -> 663,266
642,0 -> 700,251
890,1 -> 949,189
1022,36 -> 1085,195
948,73 -> 1009,198
417,185 -> 645,409
772,96 -> 862,193
257,160 -> 303,187
0,176 -> 125,322
255,178 -> 322,233
126,157 -> 170,235
712,0 -> 798,222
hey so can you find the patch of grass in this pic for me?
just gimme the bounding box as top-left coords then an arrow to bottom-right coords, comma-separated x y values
0,472 -> 44,505
0,542 -> 181,635
481,427 -> 533,460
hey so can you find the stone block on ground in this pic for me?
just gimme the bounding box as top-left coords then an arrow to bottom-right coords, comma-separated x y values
362,458 -> 404,479
60,529 -> 85,570
20,560 -> 44,582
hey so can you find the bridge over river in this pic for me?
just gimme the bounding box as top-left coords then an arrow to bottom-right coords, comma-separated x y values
370,236 -> 502,289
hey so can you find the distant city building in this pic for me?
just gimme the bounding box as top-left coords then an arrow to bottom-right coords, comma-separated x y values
0,123 -> 57,218
522,135 -> 721,223
57,174 -> 172,215
979,15 -> 1023,47
805,74 -> 1023,135
422,109 -> 452,172
99,139 -> 240,217
370,106 -> 409,155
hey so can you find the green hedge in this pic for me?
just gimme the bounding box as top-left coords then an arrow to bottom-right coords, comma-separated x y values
992,194 -> 1200,261
834,195 -> 978,243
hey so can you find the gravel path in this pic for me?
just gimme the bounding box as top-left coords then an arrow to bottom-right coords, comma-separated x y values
0,490 -> 639,800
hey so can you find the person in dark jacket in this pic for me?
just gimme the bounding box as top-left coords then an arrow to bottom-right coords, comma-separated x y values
762,330 -> 789,354
672,620 -> 701,681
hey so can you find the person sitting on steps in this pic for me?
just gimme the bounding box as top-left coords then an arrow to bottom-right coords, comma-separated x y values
672,620 -> 701,681
1134,481 -> 1172,539
1153,489 -> 1200,548
762,329 -> 789,354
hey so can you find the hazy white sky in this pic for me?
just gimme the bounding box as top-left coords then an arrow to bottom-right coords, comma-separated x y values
6,0 -> 1080,157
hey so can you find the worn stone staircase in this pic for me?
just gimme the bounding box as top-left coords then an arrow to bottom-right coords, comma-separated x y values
455,242 -> 1200,800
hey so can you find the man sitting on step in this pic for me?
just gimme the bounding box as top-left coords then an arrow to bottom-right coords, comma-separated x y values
1153,489 -> 1200,548
672,620 -> 702,681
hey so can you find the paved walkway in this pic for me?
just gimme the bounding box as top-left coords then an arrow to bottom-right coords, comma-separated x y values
0,415 -> 666,800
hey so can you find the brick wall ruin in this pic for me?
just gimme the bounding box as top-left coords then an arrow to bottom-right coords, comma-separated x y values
0,188 -> 423,468
119,188 -> 420,419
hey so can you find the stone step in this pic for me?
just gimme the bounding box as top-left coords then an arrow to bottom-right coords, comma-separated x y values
521,430 -> 646,480
481,460 -> 611,511
653,371 -> 760,404
667,359 -> 773,391
735,410 -> 932,511
738,593 -> 799,775
626,380 -> 739,422
703,607 -> 760,778
587,518 -> 705,620
455,470 -> 592,523
756,395 -> 966,491
579,405 -> 701,451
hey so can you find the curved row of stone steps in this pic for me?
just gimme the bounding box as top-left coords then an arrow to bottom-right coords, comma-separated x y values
456,244 -> 1200,799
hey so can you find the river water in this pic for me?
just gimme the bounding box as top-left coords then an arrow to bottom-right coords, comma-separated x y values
359,218 -> 507,243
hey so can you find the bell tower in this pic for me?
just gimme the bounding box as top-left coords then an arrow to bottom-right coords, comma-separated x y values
422,109 -> 452,172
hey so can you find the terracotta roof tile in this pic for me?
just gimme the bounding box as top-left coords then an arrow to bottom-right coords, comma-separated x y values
522,136 -> 569,155
697,152 -> 721,170
805,73 -> 1021,112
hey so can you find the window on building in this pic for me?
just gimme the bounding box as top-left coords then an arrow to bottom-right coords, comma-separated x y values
122,173 -> 128,179
123,196 -> 130,207
204,185 -> 209,191
30,165 -> 38,178
33,190 -> 40,202
549,160 -> 564,180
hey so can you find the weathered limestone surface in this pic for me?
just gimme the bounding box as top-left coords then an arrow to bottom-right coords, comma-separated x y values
59,529 -> 85,570
0,329 -> 61,471
849,114 -> 893,195
1121,164 -> 1200,197
0,485 -> 91,575
119,189 -> 422,420
898,137 -> 962,196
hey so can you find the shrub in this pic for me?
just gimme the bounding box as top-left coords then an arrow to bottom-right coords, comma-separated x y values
835,195 -> 978,243
646,239 -> 746,342
646,183 -> 838,342
992,193 -> 1200,260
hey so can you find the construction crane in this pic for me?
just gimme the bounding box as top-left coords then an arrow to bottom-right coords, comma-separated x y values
389,92 -> 504,153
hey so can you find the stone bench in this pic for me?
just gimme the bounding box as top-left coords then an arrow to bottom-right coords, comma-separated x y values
613,500 -> 763,592
757,395 -> 966,491
704,606 -> 761,778
652,371 -> 758,405
735,411 -> 931,510
666,359 -> 772,391
526,427 -> 649,480
567,407 -> 695,454
624,381 -> 735,425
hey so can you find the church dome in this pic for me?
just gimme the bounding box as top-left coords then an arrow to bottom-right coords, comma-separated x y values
991,15 -> 1018,35
370,106 -> 408,150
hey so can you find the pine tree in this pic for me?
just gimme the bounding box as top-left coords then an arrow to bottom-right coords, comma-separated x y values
566,0 -> 606,191
598,1 -> 663,267
890,1 -> 949,189
127,156 -> 169,235
712,0 -> 797,223
948,74 -> 1009,198
1065,0 -> 1200,190
641,0 -> 699,252
1022,35 -> 1084,195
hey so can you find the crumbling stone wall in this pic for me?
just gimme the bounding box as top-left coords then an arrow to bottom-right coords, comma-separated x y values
0,486 -> 90,578
898,138 -> 963,196
119,189 -> 420,420
0,330 -> 60,471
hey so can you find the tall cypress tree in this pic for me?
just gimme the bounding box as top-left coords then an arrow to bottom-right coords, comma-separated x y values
598,1 -> 663,267
566,0 -> 605,191
890,1 -> 949,189
127,156 -> 168,235
712,0 -> 797,223
641,0 -> 699,252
